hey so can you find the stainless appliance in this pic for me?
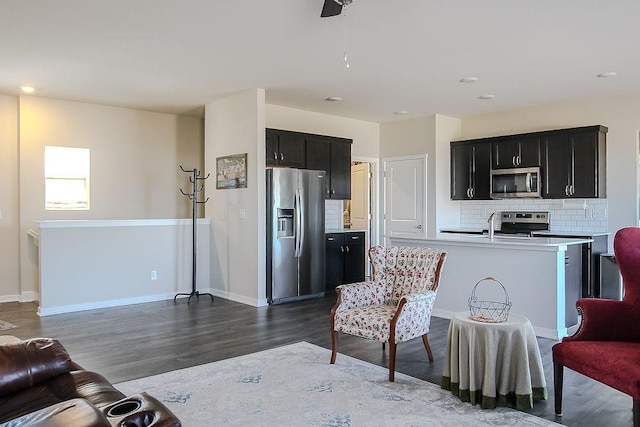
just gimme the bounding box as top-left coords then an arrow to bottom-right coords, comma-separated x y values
498,211 -> 608,299
266,168 -> 326,304
499,211 -> 549,235
490,167 -> 541,199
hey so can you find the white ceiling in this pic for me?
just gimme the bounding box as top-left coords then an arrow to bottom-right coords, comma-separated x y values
1,1 -> 639,123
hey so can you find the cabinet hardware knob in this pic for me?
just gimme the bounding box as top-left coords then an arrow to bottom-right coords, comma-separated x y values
332,189 -> 336,194
280,153 -> 284,161
345,246 -> 350,253
340,246 -> 345,253
273,152 -> 277,160
416,225 -> 422,229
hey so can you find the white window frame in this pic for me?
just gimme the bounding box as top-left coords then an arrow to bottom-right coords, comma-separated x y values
44,146 -> 90,210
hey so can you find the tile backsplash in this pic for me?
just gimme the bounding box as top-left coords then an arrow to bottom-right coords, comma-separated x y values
325,199 -> 343,230
460,199 -> 608,234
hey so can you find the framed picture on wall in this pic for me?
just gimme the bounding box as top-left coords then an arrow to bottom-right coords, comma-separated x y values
216,153 -> 247,189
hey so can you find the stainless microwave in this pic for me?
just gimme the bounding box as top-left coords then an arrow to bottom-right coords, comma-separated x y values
490,167 -> 541,199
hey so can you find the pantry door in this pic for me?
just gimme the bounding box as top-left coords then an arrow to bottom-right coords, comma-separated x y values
383,155 -> 426,242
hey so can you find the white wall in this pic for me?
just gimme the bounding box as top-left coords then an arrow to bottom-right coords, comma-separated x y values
205,89 -> 266,306
37,219 -> 210,315
16,96 -> 203,301
266,104 -> 380,158
459,95 -> 640,243
0,95 -> 20,301
433,115 -> 462,234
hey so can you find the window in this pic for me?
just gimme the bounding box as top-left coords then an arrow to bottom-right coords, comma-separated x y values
45,146 -> 90,210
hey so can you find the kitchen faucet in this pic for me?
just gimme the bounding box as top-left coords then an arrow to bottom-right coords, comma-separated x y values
488,212 -> 496,239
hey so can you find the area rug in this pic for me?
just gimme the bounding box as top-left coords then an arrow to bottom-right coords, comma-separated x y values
116,342 -> 558,426
0,320 -> 17,331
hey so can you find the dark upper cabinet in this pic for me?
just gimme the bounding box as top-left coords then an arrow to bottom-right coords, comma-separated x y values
542,126 -> 607,198
305,136 -> 352,200
492,136 -> 540,169
265,129 -> 305,168
325,232 -> 365,292
329,141 -> 351,199
450,140 -> 491,200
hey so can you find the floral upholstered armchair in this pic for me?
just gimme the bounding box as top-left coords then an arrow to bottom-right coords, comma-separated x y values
330,246 -> 447,381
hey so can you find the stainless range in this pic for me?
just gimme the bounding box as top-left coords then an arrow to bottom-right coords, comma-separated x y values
499,211 -> 549,235
497,210 -> 609,299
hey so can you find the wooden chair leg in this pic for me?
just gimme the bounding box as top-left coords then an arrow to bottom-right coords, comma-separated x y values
388,341 -> 397,382
554,363 -> 564,417
421,334 -> 434,363
330,329 -> 338,364
633,398 -> 639,427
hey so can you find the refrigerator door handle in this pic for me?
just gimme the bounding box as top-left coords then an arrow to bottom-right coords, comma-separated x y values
297,189 -> 305,258
294,189 -> 304,258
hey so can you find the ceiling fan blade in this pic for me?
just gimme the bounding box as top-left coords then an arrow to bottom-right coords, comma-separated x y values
321,0 -> 342,18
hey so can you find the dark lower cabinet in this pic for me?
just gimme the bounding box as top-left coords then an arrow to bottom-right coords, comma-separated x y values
325,232 -> 365,292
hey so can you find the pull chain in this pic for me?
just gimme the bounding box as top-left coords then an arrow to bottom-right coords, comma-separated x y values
343,4 -> 350,69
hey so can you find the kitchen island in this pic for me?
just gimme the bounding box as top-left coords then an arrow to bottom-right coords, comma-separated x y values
390,234 -> 592,339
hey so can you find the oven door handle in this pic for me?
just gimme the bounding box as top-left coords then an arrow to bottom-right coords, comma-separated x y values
526,172 -> 532,193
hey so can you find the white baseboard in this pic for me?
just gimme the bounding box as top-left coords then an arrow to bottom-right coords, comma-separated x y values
37,293 -> 176,316
211,288 -> 268,307
0,292 -> 39,304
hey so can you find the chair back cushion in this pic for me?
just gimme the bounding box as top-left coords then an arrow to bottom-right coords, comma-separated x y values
614,227 -> 640,305
369,246 -> 446,305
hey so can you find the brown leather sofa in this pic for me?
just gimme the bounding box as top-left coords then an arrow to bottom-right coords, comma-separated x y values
0,337 -> 180,427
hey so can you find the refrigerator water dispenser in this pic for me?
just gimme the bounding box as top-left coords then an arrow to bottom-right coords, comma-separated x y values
277,209 -> 294,237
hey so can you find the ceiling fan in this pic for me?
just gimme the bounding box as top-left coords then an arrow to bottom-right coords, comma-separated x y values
321,0 -> 353,18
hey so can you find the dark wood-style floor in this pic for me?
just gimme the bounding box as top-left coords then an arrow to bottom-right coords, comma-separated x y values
0,294 -> 633,426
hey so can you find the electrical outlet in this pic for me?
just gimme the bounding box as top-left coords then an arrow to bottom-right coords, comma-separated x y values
239,208 -> 246,219
592,207 -> 607,219
150,270 -> 157,281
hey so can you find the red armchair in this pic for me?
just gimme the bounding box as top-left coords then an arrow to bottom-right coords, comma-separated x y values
553,227 -> 640,426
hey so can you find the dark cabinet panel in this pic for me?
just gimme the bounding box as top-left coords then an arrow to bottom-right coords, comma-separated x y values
493,137 -> 540,169
325,232 -> 365,292
305,137 -> 331,195
305,136 -> 351,200
330,141 -> 351,199
542,134 -> 571,198
542,126 -> 606,198
450,140 -> 491,200
265,129 -> 305,168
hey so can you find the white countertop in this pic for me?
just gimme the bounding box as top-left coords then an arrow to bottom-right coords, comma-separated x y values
326,228 -> 367,234
392,233 -> 593,250
440,227 -> 609,238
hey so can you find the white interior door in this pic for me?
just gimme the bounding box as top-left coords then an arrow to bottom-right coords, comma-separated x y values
350,162 -> 371,275
383,155 -> 426,241
350,162 -> 370,233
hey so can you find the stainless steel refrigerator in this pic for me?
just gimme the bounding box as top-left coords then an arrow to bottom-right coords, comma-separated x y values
266,168 -> 326,304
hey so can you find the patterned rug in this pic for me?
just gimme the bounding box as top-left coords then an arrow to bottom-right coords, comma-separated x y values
0,320 -> 17,331
116,342 -> 558,426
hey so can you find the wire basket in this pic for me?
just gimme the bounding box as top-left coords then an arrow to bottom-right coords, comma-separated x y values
468,277 -> 512,323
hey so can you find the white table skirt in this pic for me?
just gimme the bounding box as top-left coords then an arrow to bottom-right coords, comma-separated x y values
441,312 -> 547,410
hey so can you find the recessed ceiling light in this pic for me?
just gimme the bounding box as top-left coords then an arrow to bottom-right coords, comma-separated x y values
459,77 -> 479,83
20,86 -> 35,93
325,96 -> 342,102
597,72 -> 617,78
478,94 -> 495,100
394,110 -> 409,115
